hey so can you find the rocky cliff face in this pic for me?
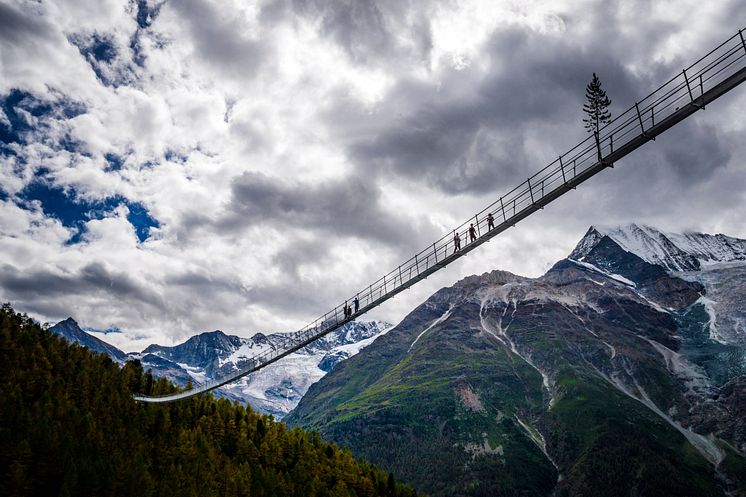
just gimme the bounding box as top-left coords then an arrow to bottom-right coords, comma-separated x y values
286,225 -> 746,497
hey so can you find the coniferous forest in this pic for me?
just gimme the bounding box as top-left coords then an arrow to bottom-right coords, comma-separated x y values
0,304 -> 420,497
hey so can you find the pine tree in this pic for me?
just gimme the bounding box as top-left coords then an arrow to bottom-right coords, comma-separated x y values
582,72 -> 612,134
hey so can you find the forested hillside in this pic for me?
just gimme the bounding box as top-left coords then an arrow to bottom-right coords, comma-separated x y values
0,304 -> 419,497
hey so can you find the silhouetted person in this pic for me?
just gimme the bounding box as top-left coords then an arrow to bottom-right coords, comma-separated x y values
453,232 -> 461,253
487,212 -> 495,230
469,223 -> 477,242
354,296 -> 359,313
344,302 -> 350,318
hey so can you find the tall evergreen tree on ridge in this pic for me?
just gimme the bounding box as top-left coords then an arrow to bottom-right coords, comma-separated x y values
582,72 -> 612,134
583,72 -> 612,160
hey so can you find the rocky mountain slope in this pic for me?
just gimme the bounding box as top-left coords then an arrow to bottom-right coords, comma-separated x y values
48,317 -> 127,362
50,319 -> 391,418
286,224 -> 746,497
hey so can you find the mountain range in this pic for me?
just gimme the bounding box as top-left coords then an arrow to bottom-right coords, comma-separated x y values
46,222 -> 746,495
50,317 -> 391,418
286,224 -> 746,497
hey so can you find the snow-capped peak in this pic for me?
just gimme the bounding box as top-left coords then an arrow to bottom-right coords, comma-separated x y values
570,224 -> 746,272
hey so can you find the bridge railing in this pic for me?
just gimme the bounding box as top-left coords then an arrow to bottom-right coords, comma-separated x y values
318,27 -> 746,353
137,28 -> 746,401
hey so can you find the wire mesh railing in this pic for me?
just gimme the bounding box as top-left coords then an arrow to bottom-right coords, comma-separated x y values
135,27 -> 746,402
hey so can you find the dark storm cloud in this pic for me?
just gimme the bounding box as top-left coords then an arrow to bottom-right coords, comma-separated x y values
0,2 -> 50,43
221,171 -> 435,250
543,117 -> 737,226
344,26 -> 644,195
326,0 -> 741,201
290,0 -> 433,66
165,270 -> 245,294
660,121 -> 731,182
293,0 -> 390,64
245,281 -> 328,319
0,262 -> 165,309
169,0 -> 269,79
271,237 -> 331,279
477,29 -> 640,122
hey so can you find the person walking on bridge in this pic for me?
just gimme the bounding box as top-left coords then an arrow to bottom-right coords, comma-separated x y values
469,223 -> 477,243
487,212 -> 495,230
453,231 -> 461,253
354,296 -> 359,313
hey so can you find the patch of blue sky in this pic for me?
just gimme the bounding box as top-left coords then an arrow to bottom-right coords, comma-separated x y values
164,149 -> 187,163
69,33 -> 121,86
17,179 -> 159,244
130,0 -> 164,66
104,152 -> 125,172
1,89 -> 86,148
83,325 -> 122,335
135,0 -> 161,29
1,89 -> 52,145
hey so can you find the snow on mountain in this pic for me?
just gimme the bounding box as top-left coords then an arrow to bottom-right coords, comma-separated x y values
49,316 -> 392,418
679,263 -> 746,345
568,258 -> 637,287
219,322 -> 394,417
570,223 -> 746,271
135,320 -> 392,417
50,312 -> 391,418
142,330 -> 247,372
668,232 -> 746,266
570,223 -> 746,345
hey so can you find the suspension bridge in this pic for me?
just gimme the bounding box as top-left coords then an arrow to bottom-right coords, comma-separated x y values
135,27 -> 746,403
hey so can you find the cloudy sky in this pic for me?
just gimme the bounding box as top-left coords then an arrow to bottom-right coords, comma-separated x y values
1,0 -> 745,351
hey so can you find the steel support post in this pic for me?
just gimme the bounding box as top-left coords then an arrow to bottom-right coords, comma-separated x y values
683,69 -> 702,109
594,130 -> 602,161
699,75 -> 706,109
634,102 -> 649,139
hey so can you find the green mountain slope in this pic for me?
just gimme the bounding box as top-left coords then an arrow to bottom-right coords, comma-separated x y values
289,284 -> 557,496
0,304 -> 420,497
286,264 -> 746,497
